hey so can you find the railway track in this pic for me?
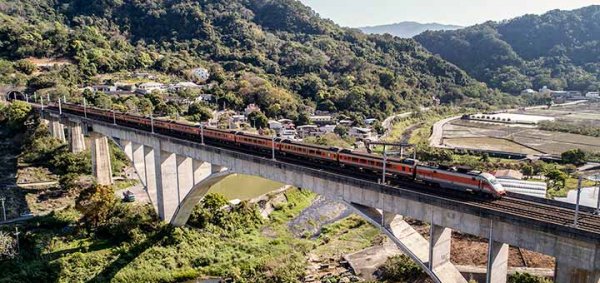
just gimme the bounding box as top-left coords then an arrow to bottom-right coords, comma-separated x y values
37,105 -> 600,236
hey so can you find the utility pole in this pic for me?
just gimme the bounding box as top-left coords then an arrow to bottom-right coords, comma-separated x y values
271,133 -> 276,160
574,176 -> 582,227
200,122 -> 205,145
14,227 -> 20,254
83,98 -> 87,118
0,196 -> 6,222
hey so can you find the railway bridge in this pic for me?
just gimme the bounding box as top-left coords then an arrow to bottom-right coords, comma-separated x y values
27,103 -> 600,283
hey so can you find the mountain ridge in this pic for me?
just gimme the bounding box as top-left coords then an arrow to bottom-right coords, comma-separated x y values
415,5 -> 600,94
360,21 -> 462,38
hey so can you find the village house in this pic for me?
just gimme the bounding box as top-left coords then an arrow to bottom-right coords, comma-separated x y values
169,82 -> 202,92
349,127 -> 376,141
136,82 -> 165,95
297,125 -> 320,138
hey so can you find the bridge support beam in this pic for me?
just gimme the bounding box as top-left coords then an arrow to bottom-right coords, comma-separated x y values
49,119 -> 66,143
144,146 -> 159,211
486,221 -> 509,283
348,203 -> 467,283
429,225 -> 453,273
68,121 -> 86,153
555,260 -> 600,283
131,143 -> 147,188
90,132 -> 112,185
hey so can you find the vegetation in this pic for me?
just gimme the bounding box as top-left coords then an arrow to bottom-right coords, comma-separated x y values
416,6 -> 600,95
377,254 -> 426,282
509,272 -> 552,283
561,149 -> 588,166
0,0 -> 518,125
539,120 -> 600,138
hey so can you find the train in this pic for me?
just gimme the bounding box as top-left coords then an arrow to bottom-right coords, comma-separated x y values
34,100 -> 506,198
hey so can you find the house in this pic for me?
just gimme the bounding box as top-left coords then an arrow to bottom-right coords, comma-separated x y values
244,104 -> 261,116
194,93 -> 213,102
320,125 -> 337,134
280,129 -> 297,140
520,89 -> 537,95
191,67 -> 210,81
349,127 -> 376,141
586,92 -> 600,98
278,119 -> 295,129
92,85 -> 117,93
169,82 -> 201,92
136,82 -> 165,95
338,120 -> 354,127
268,120 -> 283,132
309,115 -> 332,124
364,118 -> 378,125
493,169 -> 524,180
297,125 -> 320,138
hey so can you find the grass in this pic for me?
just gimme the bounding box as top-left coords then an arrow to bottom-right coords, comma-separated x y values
313,215 -> 381,258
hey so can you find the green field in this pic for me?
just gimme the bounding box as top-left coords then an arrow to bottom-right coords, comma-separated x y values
208,175 -> 284,200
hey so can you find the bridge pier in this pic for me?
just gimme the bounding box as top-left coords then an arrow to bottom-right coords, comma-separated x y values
90,132 -> 113,185
49,118 -> 66,143
429,225 -> 456,276
67,121 -> 86,153
555,258 -> 600,283
486,221 -> 509,283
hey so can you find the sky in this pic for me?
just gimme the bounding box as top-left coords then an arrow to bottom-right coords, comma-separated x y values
298,0 -> 600,27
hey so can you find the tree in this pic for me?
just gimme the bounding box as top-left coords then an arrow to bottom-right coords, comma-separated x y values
187,102 -> 213,122
75,185 -> 117,228
247,111 -> 268,129
334,124 -> 349,137
14,59 -> 36,75
3,100 -> 32,130
0,231 -> 17,260
561,149 -> 587,166
521,165 -> 534,178
545,169 -> 567,190
508,272 -> 551,283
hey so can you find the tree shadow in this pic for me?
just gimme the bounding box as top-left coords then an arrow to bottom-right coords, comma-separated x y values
0,127 -> 31,220
87,228 -> 170,283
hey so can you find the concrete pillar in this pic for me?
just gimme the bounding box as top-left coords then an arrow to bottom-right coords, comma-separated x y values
192,160 -> 211,185
68,122 -> 86,153
50,119 -> 66,143
429,225 -> 452,271
132,143 -> 147,187
486,239 -> 509,283
90,132 -> 112,185
555,260 -> 600,283
143,146 -> 158,211
176,155 -> 194,207
121,140 -> 133,160
156,151 -> 178,221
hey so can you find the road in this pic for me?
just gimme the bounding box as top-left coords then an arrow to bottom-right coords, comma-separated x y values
428,115 -> 463,147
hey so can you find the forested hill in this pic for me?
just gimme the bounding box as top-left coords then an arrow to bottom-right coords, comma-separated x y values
415,6 -> 600,95
0,0 -> 514,122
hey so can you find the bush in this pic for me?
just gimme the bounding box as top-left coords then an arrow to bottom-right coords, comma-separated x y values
509,272 -> 552,283
14,59 -> 36,75
378,255 -> 425,282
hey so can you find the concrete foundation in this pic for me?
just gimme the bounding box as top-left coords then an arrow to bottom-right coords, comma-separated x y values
90,132 -> 112,185
68,122 -> 86,153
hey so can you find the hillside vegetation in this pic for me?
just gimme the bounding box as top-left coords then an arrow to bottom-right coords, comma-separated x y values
0,0 -> 515,123
416,6 -> 600,94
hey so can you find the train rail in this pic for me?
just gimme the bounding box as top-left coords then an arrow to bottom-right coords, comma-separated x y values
32,102 -> 600,236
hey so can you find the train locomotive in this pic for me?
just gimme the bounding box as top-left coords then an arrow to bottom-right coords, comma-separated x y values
42,101 -> 506,198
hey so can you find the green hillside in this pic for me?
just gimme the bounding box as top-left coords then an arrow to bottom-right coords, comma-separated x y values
415,6 -> 600,95
0,0 -> 513,123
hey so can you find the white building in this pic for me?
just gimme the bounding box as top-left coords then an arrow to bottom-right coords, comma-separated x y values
309,115 -> 332,124
586,92 -> 599,98
521,89 -> 537,95
169,82 -> 201,92
297,125 -> 320,138
280,129 -> 298,140
192,68 -> 210,81
468,113 -> 554,125
136,82 -> 165,95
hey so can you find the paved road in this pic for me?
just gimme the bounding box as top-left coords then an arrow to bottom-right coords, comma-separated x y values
428,115 -> 463,147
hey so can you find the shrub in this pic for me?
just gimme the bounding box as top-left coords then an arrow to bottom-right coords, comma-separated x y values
378,255 -> 425,282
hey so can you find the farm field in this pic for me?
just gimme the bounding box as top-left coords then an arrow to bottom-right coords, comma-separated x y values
441,102 -> 600,155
